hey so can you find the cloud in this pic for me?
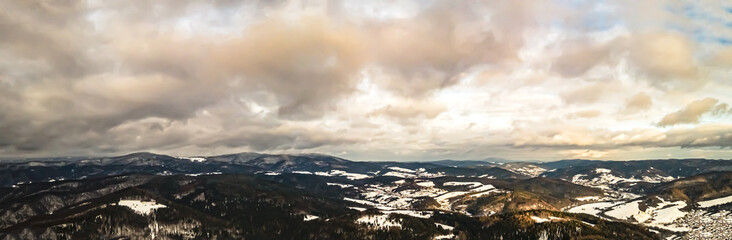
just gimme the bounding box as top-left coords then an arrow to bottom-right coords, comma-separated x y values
629,32 -> 700,85
560,82 -> 617,104
624,92 -> 653,113
624,124 -> 732,149
709,46 -> 732,68
560,149 -> 611,159
509,121 -> 732,152
567,110 -> 602,119
194,126 -> 360,151
551,40 -> 618,78
657,98 -> 725,127
365,1 -> 532,97
1,0 -> 732,160
211,17 -> 369,120
548,31 -> 705,91
367,100 -> 447,123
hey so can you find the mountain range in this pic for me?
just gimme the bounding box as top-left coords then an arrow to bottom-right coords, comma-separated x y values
1,152 -> 731,239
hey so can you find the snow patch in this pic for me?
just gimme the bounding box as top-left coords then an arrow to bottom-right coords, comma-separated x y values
652,200 -> 687,224
435,192 -> 468,204
178,157 -> 206,162
388,167 -> 416,173
531,216 -> 549,223
435,223 -> 454,230
118,200 -> 167,215
605,200 -> 650,222
443,182 -> 482,188
327,182 -> 354,188
531,216 -> 565,223
383,171 -> 416,178
568,201 -> 616,215
416,181 -> 435,187
434,234 -> 455,240
698,195 -> 732,208
185,172 -> 222,176
349,206 -> 367,211
356,214 -> 401,229
575,196 -> 601,201
470,184 -> 496,192
315,170 -> 371,180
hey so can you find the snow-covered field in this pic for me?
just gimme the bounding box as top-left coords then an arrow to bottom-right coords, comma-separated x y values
388,167 -> 416,173
574,197 -> 688,226
117,199 -> 167,215
443,182 -> 482,188
342,178 -> 503,213
505,165 -> 546,177
380,167 -> 445,178
651,199 -> 687,224
570,168 -> 675,191
567,201 -> 616,215
567,195 -> 695,238
416,181 -> 435,187
177,157 -> 206,162
384,171 -> 416,178
531,216 -> 565,223
327,182 -> 354,188
605,200 -> 650,222
434,234 -> 456,240
575,196 -> 601,201
435,223 -> 454,230
315,170 -> 371,180
698,195 -> 732,208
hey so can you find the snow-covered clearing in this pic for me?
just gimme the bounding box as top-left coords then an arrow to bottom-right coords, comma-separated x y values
315,170 -> 371,180
388,167 -> 416,173
417,181 -> 435,187
605,200 -> 650,222
177,157 -> 206,162
356,214 -> 401,229
567,201 -> 615,215
327,182 -> 354,188
443,182 -> 482,188
575,196 -> 601,201
118,200 -> 167,215
531,216 -> 565,223
383,171 -> 416,178
698,195 -> 732,208
435,223 -> 454,230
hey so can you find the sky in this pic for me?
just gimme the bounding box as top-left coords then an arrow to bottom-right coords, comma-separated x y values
1,0 -> 732,161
